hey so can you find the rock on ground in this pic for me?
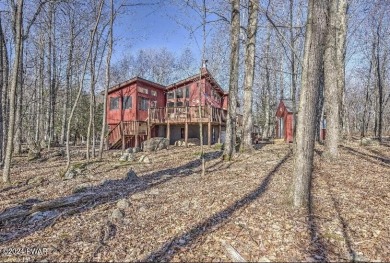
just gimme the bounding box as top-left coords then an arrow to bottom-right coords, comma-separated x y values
117,199 -> 130,209
174,138 -> 200,146
142,137 -> 169,151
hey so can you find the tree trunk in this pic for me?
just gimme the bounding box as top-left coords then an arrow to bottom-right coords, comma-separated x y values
293,0 -> 328,207
14,47 -> 23,155
3,0 -> 23,184
0,16 -> 6,163
290,0 -> 298,143
375,24 -> 383,142
241,0 -> 258,152
99,0 -> 114,160
324,0 -> 347,157
262,26 -> 271,139
65,0 -> 104,172
60,18 -> 74,145
223,0 -> 240,161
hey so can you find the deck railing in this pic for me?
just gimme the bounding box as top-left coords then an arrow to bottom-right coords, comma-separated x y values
106,121 -> 147,148
149,106 -> 227,124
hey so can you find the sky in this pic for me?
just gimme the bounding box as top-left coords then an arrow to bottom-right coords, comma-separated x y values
112,1 -> 205,64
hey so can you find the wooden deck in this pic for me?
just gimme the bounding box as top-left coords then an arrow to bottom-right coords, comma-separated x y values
148,106 -> 227,125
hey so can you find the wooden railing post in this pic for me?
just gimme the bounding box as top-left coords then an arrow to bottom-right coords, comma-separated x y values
208,105 -> 212,147
147,108 -> 151,141
121,121 -> 125,152
185,106 -> 188,147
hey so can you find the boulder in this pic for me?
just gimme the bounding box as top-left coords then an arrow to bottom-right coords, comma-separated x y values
361,137 -> 380,146
119,152 -> 136,162
125,147 -> 133,153
63,163 -> 86,180
117,199 -> 130,210
141,137 -> 169,151
174,138 -> 200,147
64,169 -> 77,180
111,208 -> 124,219
133,147 -> 141,153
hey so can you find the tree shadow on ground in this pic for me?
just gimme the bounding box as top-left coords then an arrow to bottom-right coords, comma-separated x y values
340,145 -> 390,168
143,150 -> 292,262
0,151 -> 223,244
308,171 -> 329,262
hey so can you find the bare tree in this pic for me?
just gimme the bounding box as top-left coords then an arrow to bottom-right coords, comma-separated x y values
293,0 -> 328,207
223,0 -> 240,161
65,0 -> 104,173
99,0 -> 114,160
241,0 -> 258,152
3,0 -> 23,184
324,0 -> 348,157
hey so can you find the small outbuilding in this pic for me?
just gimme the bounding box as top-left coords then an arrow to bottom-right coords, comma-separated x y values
275,99 -> 294,143
275,99 -> 326,143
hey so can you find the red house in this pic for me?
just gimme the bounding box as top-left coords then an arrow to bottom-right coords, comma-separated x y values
275,99 -> 326,143
106,68 -> 229,149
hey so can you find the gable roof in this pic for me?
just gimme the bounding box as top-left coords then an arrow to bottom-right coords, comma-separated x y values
281,99 -> 293,113
167,68 -> 227,96
107,76 -> 166,94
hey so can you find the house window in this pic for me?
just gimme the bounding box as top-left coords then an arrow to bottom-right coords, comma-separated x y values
167,101 -> 174,107
176,101 -> 183,107
138,97 -> 149,111
167,91 -> 174,99
185,86 -> 190,98
137,87 -> 148,94
151,90 -> 157,97
110,97 -> 119,110
176,88 -> 183,99
122,96 -> 132,109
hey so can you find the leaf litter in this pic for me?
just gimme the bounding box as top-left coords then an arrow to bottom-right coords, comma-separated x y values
0,141 -> 389,262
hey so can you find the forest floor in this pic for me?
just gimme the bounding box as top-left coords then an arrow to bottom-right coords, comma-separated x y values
0,139 -> 389,262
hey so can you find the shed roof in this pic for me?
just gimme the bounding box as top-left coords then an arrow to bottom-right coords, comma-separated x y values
281,99 -> 293,113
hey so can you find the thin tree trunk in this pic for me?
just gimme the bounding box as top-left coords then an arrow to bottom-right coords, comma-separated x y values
223,0 -> 240,161
65,0 -> 104,172
60,19 -> 74,145
198,0 -> 206,176
99,0 -> 114,160
293,0 -> 328,207
375,24 -> 383,141
262,27 -> 271,139
3,0 -> 23,184
14,47 -> 23,155
0,16 -> 5,163
241,0 -> 258,152
1,24 -> 8,163
290,0 -> 297,142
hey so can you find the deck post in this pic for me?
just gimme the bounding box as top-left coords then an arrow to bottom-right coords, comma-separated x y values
208,121 -> 212,147
135,122 -> 139,148
218,108 -> 222,144
208,105 -> 212,147
121,121 -> 125,152
218,124 -> 221,144
185,106 -> 188,147
167,121 -> 171,145
147,108 -> 151,141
